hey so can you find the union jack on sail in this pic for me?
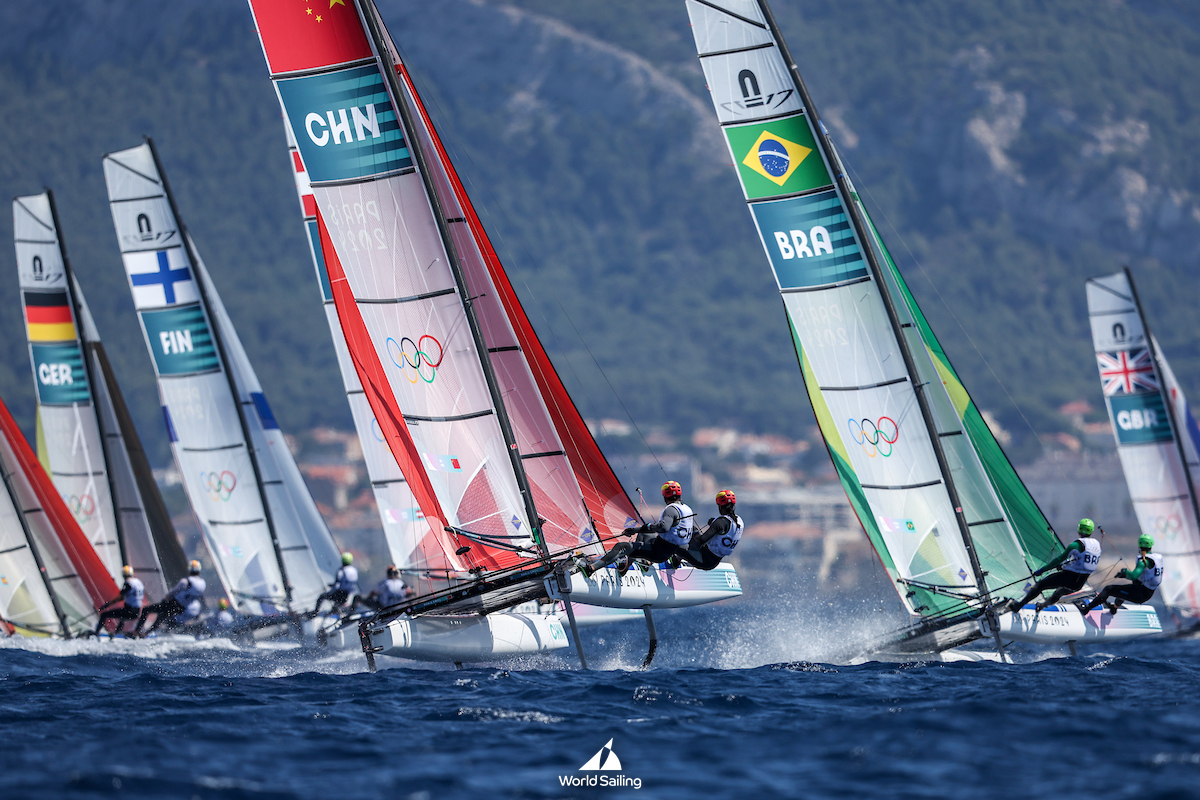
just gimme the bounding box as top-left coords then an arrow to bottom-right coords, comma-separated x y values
1097,348 -> 1157,395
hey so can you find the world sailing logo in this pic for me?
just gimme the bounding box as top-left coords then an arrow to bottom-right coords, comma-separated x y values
558,738 -> 642,790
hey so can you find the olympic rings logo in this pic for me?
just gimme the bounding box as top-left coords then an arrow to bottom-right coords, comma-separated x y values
370,418 -> 385,443
67,494 -> 95,523
1149,514 -> 1181,540
848,416 -> 899,458
201,470 -> 238,502
386,335 -> 444,384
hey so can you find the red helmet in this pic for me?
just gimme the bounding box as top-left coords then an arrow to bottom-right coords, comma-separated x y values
716,489 -> 736,507
661,481 -> 683,500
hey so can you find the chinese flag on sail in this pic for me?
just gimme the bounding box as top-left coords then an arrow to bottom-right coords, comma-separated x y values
248,0 -> 372,75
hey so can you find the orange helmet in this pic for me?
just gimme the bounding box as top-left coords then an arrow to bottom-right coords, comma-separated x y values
716,489 -> 736,508
661,481 -> 682,501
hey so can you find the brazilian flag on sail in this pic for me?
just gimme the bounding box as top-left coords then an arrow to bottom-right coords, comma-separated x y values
725,115 -> 832,200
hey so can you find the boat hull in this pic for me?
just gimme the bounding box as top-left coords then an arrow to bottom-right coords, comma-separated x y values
547,562 -> 742,609
992,603 -> 1162,643
352,613 -> 569,662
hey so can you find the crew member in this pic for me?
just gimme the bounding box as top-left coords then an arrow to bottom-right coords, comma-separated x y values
356,565 -> 413,611
93,565 -> 145,638
136,560 -> 207,635
679,490 -> 744,571
1011,518 -> 1101,611
1080,534 -> 1163,616
208,599 -> 237,632
315,552 -> 359,613
587,481 -> 695,573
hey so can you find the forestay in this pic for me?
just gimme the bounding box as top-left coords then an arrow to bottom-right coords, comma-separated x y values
1087,270 -> 1200,616
685,0 -> 1061,619
14,192 -> 184,600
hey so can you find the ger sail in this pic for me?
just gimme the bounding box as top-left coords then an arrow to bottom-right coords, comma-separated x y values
0,392 -> 116,637
102,140 -> 340,616
248,0 -> 740,665
684,0 -> 1158,652
14,191 -> 187,600
1087,268 -> 1200,625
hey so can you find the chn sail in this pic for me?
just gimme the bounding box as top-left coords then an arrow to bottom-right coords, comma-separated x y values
103,141 -> 338,615
14,191 -> 186,600
685,0 -> 1062,625
1087,269 -> 1200,619
0,392 -> 116,636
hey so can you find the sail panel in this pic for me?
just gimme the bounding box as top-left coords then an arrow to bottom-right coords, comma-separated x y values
0,455 -> 62,635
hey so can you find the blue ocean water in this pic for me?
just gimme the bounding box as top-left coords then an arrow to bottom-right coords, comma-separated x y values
3,591 -> 1200,800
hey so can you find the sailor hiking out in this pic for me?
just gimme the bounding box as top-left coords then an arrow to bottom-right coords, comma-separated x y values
355,564 -> 413,611
208,598 -> 237,633
587,481 -> 695,574
677,490 -> 744,571
315,552 -> 359,613
1011,518 -> 1101,611
1080,534 -> 1163,616
137,560 -> 207,635
93,565 -> 145,638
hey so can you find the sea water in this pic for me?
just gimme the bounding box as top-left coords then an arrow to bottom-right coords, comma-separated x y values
2,589 -> 1199,799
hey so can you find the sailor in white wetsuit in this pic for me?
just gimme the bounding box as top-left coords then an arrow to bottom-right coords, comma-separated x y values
208,599 -> 237,632
315,552 -> 359,613
679,490 -> 744,571
137,560 -> 208,635
1011,518 -> 1101,611
1081,534 -> 1163,616
93,565 -> 145,637
589,481 -> 695,572
356,565 -> 414,611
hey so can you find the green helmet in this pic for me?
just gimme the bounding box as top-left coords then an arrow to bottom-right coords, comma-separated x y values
1077,518 -> 1095,535
341,552 -> 354,565
1138,534 -> 1154,550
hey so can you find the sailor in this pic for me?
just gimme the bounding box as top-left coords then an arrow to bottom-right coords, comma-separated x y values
1010,518 -> 1102,611
1080,534 -> 1163,616
208,599 -> 237,632
587,481 -> 695,573
136,560 -> 208,635
93,565 -> 145,638
315,552 -> 359,613
678,490 -> 744,571
356,565 -> 413,611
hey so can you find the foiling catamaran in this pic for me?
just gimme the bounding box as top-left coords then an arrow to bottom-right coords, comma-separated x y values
684,0 -> 1159,658
101,140 -> 345,640
246,0 -> 741,668
14,191 -> 189,616
1087,268 -> 1200,632
0,390 -> 116,638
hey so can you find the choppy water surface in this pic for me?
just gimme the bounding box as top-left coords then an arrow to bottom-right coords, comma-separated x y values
2,592 -> 1199,799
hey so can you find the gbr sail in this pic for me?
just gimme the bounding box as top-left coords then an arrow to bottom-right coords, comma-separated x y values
1087,269 -> 1200,617
14,192 -> 186,600
685,0 -> 1062,620
103,141 -> 339,614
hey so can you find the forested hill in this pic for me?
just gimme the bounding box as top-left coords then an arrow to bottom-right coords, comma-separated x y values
1,0 -> 1199,466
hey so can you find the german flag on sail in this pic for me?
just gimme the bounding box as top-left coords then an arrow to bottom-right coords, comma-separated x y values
23,290 -> 75,342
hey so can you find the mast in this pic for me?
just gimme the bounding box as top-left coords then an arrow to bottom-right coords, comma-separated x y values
0,449 -> 70,637
354,0 -> 547,558
45,189 -> 130,568
755,0 -> 996,611
1124,266 -> 1200,542
145,138 -> 295,607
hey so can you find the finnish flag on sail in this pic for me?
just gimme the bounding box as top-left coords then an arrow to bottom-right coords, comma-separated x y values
124,247 -> 198,309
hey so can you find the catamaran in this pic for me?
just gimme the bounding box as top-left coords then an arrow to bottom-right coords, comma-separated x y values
0,391 -> 116,638
246,0 -> 741,667
102,140 -> 344,639
1087,268 -> 1200,631
14,191 -> 189,614
684,0 -> 1159,657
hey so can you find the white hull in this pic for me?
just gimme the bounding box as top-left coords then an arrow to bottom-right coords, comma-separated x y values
547,562 -> 743,609
990,603 -> 1162,643
350,613 -> 569,662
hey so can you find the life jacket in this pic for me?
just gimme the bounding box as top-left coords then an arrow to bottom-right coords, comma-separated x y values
333,565 -> 359,593
121,578 -> 145,609
1062,537 -> 1101,574
171,576 -> 206,606
1138,553 -> 1164,591
376,577 -> 407,607
706,514 -> 744,558
658,502 -> 694,547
